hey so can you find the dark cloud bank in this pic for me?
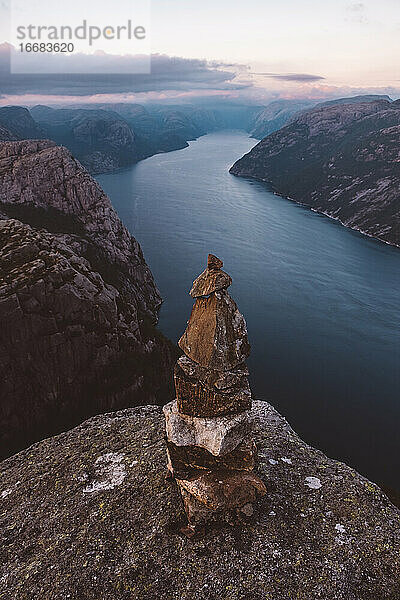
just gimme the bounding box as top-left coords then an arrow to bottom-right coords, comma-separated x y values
256,73 -> 325,82
0,44 -> 249,96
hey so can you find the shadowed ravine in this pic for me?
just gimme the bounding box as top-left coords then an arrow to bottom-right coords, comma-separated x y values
97,129 -> 400,497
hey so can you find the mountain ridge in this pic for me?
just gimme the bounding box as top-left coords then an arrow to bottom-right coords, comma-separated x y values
230,100 -> 400,247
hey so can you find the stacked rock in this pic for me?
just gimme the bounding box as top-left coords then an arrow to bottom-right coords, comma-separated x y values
163,254 -> 266,531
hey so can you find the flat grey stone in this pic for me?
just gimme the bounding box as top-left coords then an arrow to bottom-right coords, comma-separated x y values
163,400 -> 251,456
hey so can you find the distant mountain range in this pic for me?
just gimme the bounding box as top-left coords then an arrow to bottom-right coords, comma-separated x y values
0,103 -> 261,174
0,95 -> 392,175
1,95 -> 398,248
230,98 -> 400,247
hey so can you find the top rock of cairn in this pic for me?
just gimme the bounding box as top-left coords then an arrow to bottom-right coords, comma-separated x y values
179,255 -> 249,372
190,254 -> 233,298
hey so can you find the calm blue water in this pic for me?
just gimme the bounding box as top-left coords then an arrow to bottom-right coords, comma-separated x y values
98,130 -> 400,493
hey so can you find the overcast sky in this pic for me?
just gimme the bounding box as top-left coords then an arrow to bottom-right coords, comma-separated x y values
0,0 -> 399,104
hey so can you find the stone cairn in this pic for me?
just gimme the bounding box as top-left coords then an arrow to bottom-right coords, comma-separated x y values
163,254 -> 266,533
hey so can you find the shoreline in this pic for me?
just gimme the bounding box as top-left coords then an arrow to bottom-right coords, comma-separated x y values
230,172 -> 400,251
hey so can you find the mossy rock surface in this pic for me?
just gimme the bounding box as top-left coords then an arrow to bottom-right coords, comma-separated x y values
1,401 -> 399,600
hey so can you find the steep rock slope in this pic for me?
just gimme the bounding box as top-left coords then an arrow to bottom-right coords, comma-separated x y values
249,99 -> 315,139
0,106 -> 44,141
94,103 -> 192,153
0,401 -> 399,600
29,104 -> 231,173
30,102 -> 263,173
0,124 -> 15,141
30,106 -> 146,174
0,139 -> 159,315
231,100 -> 400,246
0,140 -> 177,457
248,94 -> 392,139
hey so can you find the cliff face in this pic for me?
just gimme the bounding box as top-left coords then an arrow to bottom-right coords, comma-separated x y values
29,105 -> 225,173
1,401 -> 399,600
29,106 -> 147,174
247,95 -> 391,140
231,100 -> 400,246
0,106 -> 44,141
249,99 -> 315,139
0,139 -> 160,316
0,124 -> 15,141
96,103 -> 191,154
0,140 -> 177,458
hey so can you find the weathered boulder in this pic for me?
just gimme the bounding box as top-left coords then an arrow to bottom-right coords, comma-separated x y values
177,355 -> 249,391
1,401 -> 399,599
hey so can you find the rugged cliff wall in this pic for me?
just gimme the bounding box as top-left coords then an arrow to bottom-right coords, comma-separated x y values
248,99 -> 315,139
0,140 -> 177,457
0,106 -> 44,141
247,95 -> 391,140
231,99 -> 400,247
28,106 -> 149,174
1,401 -> 399,599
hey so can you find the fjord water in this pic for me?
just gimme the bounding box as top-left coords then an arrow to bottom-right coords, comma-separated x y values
97,130 -> 400,494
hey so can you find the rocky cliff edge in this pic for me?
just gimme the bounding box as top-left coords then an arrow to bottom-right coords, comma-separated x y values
0,140 -> 177,457
1,401 -> 399,600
